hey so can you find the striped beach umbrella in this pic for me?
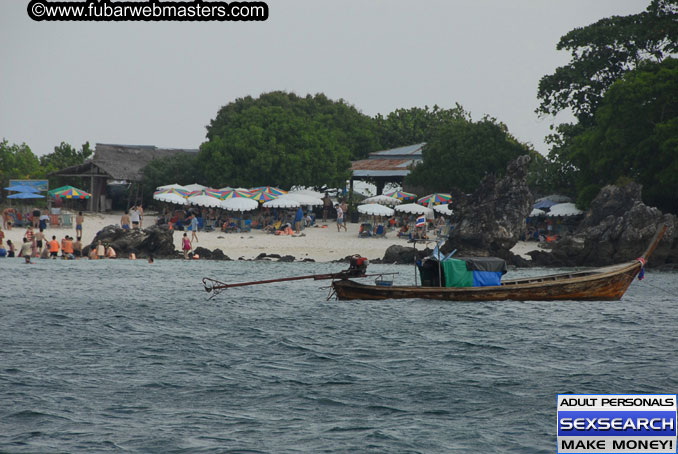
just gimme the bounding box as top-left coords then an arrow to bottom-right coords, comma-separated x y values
384,190 -> 417,201
418,193 -> 451,206
50,186 -> 91,199
220,189 -> 253,199
154,187 -> 190,198
249,189 -> 276,202
250,186 -> 287,196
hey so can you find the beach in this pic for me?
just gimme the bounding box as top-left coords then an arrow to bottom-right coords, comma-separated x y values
1,211 -> 539,262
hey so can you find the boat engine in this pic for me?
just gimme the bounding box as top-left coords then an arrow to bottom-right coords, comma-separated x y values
345,255 -> 369,278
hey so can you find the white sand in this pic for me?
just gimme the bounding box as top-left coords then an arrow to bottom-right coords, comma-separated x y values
2,210 -> 539,262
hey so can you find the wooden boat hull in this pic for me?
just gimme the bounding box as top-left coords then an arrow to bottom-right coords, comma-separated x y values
332,262 -> 642,301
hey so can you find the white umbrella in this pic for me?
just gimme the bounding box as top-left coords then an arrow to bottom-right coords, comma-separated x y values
530,208 -> 546,217
156,183 -> 189,191
263,196 -> 300,209
284,193 -> 323,206
547,202 -> 583,217
154,192 -> 188,205
395,203 -> 435,220
362,194 -> 402,206
184,183 -> 208,192
433,204 -> 453,215
357,203 -> 394,217
220,197 -> 258,212
187,194 -> 221,208
289,188 -> 325,199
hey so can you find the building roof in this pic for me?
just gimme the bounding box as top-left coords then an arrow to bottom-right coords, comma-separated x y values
51,143 -> 198,181
351,143 -> 425,178
368,143 -> 425,159
351,158 -> 421,178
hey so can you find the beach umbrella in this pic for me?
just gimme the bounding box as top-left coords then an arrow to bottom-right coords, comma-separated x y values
384,190 -> 417,201
249,189 -> 277,202
155,187 -> 190,197
8,192 -> 45,199
184,183 -> 208,192
220,189 -> 253,199
51,186 -> 91,199
154,192 -> 189,205
547,203 -> 583,217
289,188 -> 325,199
395,203 -> 434,219
357,203 -> 394,217
5,185 -> 40,193
187,192 -> 222,208
220,197 -> 258,212
284,193 -> 323,206
156,183 -> 190,192
529,208 -> 546,217
534,199 -> 558,210
418,193 -> 451,206
263,196 -> 300,209
250,186 -> 287,196
362,194 -> 402,206
433,204 -> 453,215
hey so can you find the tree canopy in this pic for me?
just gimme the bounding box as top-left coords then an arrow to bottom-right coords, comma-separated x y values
537,0 -> 677,124
405,113 -> 531,193
568,58 -> 678,212
374,104 -> 467,149
0,139 -> 42,184
198,91 -> 379,189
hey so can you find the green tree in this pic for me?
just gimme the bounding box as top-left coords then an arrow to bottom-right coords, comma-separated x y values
40,141 -> 93,174
0,139 -> 42,186
142,152 -> 199,206
567,58 -> 678,212
200,91 -> 379,188
405,115 -> 531,193
537,0 -> 677,124
374,104 -> 467,149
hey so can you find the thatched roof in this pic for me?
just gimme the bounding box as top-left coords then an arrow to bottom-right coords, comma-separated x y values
51,143 -> 198,181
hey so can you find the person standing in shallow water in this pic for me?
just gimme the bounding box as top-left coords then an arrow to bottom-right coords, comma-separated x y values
75,211 -> 84,241
182,232 -> 192,260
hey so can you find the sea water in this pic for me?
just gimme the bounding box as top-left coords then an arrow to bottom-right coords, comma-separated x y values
1,259 -> 677,453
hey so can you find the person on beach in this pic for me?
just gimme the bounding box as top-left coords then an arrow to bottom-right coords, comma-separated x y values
75,211 -> 84,240
2,208 -> 14,229
147,255 -> 154,264
32,207 -> 40,228
62,236 -> 75,260
39,210 -> 49,230
0,226 -> 4,245
19,237 -> 32,263
137,204 -> 144,228
49,235 -> 60,258
182,232 -> 192,259
40,243 -> 49,259
73,238 -> 82,258
0,242 -> 6,258
190,214 -> 199,243
294,206 -> 304,234
7,239 -> 15,257
31,235 -> 38,257
35,228 -> 45,253
25,225 -> 34,243
335,204 -> 347,232
106,245 -> 117,258
88,247 -> 97,260
121,210 -> 131,229
96,241 -> 105,259
322,192 -> 332,222
130,206 -> 140,229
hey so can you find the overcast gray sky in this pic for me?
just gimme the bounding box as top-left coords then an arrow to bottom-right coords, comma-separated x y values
1,0 -> 647,157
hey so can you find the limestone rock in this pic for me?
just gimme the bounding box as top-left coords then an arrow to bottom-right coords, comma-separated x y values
531,183 -> 677,267
442,155 -> 533,260
84,225 -> 175,258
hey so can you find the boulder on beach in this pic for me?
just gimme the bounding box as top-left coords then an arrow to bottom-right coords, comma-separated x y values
83,224 -> 176,258
529,183 -> 677,268
441,155 -> 533,265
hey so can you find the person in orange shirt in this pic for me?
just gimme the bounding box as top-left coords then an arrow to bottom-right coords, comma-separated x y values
62,236 -> 75,260
48,235 -> 60,259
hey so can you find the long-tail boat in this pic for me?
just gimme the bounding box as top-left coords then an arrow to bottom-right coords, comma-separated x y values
203,225 -> 666,302
331,225 -> 667,301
